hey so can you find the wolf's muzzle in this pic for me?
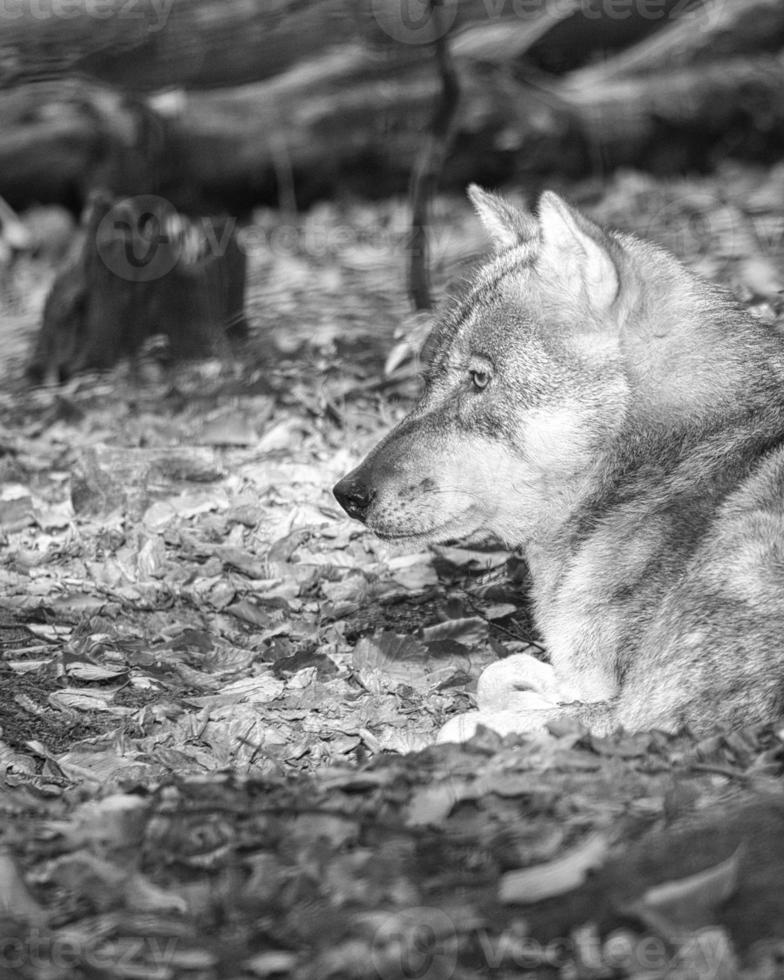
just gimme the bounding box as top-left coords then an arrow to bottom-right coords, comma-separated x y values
333,473 -> 376,522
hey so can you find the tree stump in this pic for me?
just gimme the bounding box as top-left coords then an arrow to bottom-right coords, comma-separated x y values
27,192 -> 248,383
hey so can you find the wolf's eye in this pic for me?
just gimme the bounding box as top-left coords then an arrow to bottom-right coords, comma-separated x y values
469,369 -> 490,391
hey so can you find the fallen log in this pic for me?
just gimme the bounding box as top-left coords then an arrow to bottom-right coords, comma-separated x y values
164,51 -> 784,195
556,54 -> 784,168
566,0 -> 784,88
0,0 -> 699,93
1,32 -> 784,211
0,0 -> 506,92
0,0 -> 360,92
0,80 -> 185,209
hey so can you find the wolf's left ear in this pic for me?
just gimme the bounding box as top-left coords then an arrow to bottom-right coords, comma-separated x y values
468,184 -> 537,252
537,191 -> 619,312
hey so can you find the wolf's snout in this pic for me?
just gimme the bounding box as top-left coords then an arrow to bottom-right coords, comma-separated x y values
333,474 -> 376,522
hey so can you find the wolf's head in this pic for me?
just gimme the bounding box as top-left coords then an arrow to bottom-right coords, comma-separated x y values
333,187 -> 780,546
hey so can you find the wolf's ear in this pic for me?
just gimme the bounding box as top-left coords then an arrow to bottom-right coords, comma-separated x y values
537,191 -> 619,312
468,184 -> 537,252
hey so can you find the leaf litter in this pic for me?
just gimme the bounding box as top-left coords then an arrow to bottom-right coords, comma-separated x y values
0,169 -> 782,977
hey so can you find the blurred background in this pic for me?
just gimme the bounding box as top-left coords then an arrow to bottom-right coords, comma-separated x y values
1,0 -> 784,383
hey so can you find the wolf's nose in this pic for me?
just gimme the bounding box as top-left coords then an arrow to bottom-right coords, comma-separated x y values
333,475 -> 375,521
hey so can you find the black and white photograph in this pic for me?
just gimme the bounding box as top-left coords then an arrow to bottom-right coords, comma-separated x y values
0,1 -> 783,977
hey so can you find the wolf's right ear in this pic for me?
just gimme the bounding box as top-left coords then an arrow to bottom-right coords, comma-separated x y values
537,191 -> 619,313
468,185 -> 537,252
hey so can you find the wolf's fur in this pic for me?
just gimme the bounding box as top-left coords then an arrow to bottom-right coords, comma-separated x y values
333,186 -> 784,741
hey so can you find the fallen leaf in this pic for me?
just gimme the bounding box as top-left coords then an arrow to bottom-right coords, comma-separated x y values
405,782 -> 462,826
143,500 -> 178,531
499,833 -> 608,904
200,416 -> 258,446
34,498 -> 74,530
431,545 -> 509,570
245,951 -> 299,977
388,561 -> 438,591
48,794 -> 150,849
628,845 -> 744,937
65,662 -> 128,682
0,492 -> 34,530
0,850 -> 47,924
482,602 -> 517,620
421,617 -> 488,648
352,632 -> 428,694
49,688 -> 131,713
126,872 -> 189,913
217,674 -> 286,704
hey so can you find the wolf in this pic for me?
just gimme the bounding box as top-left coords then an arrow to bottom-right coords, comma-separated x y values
333,185 -> 784,742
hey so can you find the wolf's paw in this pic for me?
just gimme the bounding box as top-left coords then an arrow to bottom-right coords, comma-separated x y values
437,654 -> 563,744
436,699 -> 555,744
476,652 -> 559,712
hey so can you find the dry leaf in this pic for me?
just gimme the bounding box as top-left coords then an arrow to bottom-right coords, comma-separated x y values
629,845 -> 744,937
421,617 -> 488,648
200,416 -> 258,446
431,545 -> 509,570
245,951 -> 298,977
0,850 -> 47,924
49,688 -> 131,713
352,632 -> 428,694
405,782 -> 462,827
65,662 -> 128,682
47,794 -> 149,850
218,674 -> 286,704
499,833 -> 608,904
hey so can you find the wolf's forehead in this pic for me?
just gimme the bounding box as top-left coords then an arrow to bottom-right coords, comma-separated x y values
430,244 -> 536,357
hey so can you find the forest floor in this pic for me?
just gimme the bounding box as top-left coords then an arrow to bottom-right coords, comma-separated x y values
0,166 -> 783,979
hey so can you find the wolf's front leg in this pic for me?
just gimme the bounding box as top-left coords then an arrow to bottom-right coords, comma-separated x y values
437,653 -> 561,743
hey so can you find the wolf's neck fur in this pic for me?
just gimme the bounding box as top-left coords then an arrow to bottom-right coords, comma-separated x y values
525,287 -> 784,694
617,246 -> 784,419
